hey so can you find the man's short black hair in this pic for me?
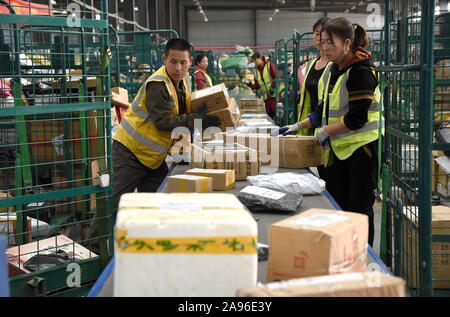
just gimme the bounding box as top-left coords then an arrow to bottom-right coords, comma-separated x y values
164,38 -> 193,56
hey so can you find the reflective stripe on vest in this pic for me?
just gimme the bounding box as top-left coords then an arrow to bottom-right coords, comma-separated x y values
194,69 -> 213,88
321,65 -> 383,165
113,65 -> 191,169
119,116 -> 169,155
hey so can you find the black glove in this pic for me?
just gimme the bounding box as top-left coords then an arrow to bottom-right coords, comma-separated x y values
245,81 -> 254,89
269,87 -> 275,95
195,104 -> 221,129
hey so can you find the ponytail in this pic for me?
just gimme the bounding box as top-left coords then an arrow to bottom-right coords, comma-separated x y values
351,23 -> 369,51
323,18 -> 369,51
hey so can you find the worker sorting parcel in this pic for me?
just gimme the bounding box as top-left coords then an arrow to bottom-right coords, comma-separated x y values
111,38 -> 221,219
279,17 -> 384,247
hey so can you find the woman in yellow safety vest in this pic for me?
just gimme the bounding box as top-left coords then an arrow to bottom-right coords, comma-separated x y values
194,54 -> 213,90
278,17 -> 331,180
315,18 -> 383,247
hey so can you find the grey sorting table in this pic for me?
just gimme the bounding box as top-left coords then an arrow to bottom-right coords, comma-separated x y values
88,162 -> 391,297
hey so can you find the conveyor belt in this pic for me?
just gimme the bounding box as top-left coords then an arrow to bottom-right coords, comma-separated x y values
88,162 -> 391,297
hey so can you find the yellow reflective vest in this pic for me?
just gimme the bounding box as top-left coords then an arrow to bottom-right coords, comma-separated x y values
321,65 -> 384,167
254,62 -> 284,101
113,65 -> 192,169
194,68 -> 213,89
296,59 -> 332,136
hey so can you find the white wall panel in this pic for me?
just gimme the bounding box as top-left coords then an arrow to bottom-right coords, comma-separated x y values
256,11 -> 324,46
187,10 -> 384,54
187,10 -> 255,48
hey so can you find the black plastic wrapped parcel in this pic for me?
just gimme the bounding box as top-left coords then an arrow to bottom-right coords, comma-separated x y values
237,185 -> 303,213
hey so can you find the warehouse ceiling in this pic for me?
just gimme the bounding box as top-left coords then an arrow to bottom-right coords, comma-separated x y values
181,0 -> 385,14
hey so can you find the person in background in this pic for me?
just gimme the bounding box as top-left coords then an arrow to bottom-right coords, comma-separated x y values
194,54 -> 213,90
251,52 -> 278,120
316,18 -> 382,247
112,38 -> 220,221
278,17 -> 331,179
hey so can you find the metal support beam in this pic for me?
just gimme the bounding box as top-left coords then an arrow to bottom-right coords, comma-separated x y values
108,0 -> 118,29
254,9 -> 257,46
123,0 -> 135,41
135,0 -> 148,29
148,0 -> 157,30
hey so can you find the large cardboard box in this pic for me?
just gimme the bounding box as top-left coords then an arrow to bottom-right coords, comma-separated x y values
6,234 -> 96,276
236,272 -> 407,297
267,208 -> 368,282
167,175 -> 213,193
216,133 -> 324,168
190,83 -> 230,113
405,205 -> 450,289
190,142 -> 259,181
185,168 -> 235,191
28,114 -> 98,163
190,84 -> 240,131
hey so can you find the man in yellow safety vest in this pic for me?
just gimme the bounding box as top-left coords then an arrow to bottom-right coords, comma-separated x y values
112,39 -> 221,220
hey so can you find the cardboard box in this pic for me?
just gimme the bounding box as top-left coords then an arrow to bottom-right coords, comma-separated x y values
28,114 -> 98,163
0,169 -> 15,189
207,97 -> 241,131
216,133 -> 324,168
435,152 -> 450,197
238,119 -> 271,127
111,87 -> 130,108
236,272 -> 407,297
167,175 -> 213,193
239,98 -> 265,107
0,191 -> 14,213
190,83 -> 230,113
7,234 -> 96,276
0,215 -> 32,246
190,84 -> 240,131
185,168 -> 235,191
267,208 -> 368,282
432,151 -> 443,193
405,205 -> 450,289
238,98 -> 265,113
190,142 -> 259,181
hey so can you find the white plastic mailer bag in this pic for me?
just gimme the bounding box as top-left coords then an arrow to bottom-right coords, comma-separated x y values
247,172 -> 326,196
